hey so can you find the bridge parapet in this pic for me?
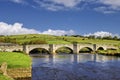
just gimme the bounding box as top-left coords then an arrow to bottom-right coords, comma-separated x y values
0,44 -> 23,52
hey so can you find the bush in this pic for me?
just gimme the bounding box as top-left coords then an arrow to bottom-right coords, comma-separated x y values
0,38 -> 5,42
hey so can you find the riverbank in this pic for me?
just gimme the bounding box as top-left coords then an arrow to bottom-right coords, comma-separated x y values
0,52 -> 31,80
7,68 -> 31,80
0,50 -> 120,80
97,49 -> 120,57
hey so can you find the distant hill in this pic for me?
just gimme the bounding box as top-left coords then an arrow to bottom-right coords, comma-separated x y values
0,34 -> 120,47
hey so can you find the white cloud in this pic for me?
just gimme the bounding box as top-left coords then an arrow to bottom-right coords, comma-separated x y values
0,22 -> 40,35
94,6 -> 116,14
0,22 -> 75,36
4,0 -> 120,13
1,0 -> 119,13
42,29 -> 75,36
94,0 -> 120,13
34,0 -> 82,11
84,31 -> 119,38
35,1 -> 65,11
52,0 -> 81,8
10,0 -> 25,4
99,0 -> 120,7
33,0 -> 120,12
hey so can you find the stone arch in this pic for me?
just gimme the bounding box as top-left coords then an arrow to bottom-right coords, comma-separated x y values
55,46 -> 73,54
97,47 -> 104,50
79,47 -> 93,53
26,44 -> 50,54
29,48 -> 50,54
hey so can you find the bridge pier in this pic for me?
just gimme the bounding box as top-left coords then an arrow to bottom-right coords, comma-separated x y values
93,44 -> 97,53
49,44 -> 56,55
23,45 -> 29,54
73,43 -> 79,54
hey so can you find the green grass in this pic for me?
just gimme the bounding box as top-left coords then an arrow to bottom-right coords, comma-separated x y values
1,34 -> 120,46
0,74 -> 13,80
0,34 -> 120,47
0,52 -> 31,68
0,52 -> 31,80
97,49 -> 120,56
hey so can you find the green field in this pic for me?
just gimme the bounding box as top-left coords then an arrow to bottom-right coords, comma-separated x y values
0,34 -> 120,46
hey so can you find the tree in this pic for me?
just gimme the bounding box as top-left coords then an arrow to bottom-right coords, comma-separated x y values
88,35 -> 95,39
102,36 -> 112,40
113,36 -> 118,40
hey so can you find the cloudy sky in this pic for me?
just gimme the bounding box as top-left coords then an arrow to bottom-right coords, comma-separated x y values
0,0 -> 120,36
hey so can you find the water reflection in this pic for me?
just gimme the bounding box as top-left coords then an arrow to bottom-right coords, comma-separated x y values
31,53 -> 120,80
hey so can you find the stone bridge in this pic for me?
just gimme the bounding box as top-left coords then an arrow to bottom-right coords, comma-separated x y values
0,43 -> 118,54
0,43 -> 23,52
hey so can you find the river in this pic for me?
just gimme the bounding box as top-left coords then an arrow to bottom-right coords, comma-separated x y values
31,53 -> 120,80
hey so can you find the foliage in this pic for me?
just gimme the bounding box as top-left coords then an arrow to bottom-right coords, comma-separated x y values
102,36 -> 113,40
0,38 -> 5,42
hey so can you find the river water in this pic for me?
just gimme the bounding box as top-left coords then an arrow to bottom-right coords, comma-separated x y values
31,53 -> 120,80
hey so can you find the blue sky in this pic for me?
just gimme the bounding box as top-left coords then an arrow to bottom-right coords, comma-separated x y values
0,0 -> 120,36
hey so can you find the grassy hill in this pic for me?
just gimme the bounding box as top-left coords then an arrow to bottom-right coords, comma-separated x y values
0,34 -> 120,46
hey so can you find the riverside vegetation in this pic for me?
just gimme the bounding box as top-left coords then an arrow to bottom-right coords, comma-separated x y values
0,34 -> 120,80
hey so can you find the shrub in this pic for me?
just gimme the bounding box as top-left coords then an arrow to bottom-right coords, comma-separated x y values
0,38 -> 5,42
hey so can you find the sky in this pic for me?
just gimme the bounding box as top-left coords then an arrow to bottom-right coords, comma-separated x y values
0,0 -> 120,37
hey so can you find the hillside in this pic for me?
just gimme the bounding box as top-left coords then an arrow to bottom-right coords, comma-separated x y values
0,34 -> 120,46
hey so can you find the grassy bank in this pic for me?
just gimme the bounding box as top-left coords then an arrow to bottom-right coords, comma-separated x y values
97,49 -> 120,56
0,74 -> 13,80
0,52 -> 31,80
0,52 -> 31,68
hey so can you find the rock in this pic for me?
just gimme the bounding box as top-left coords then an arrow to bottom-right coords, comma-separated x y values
0,62 -> 8,76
